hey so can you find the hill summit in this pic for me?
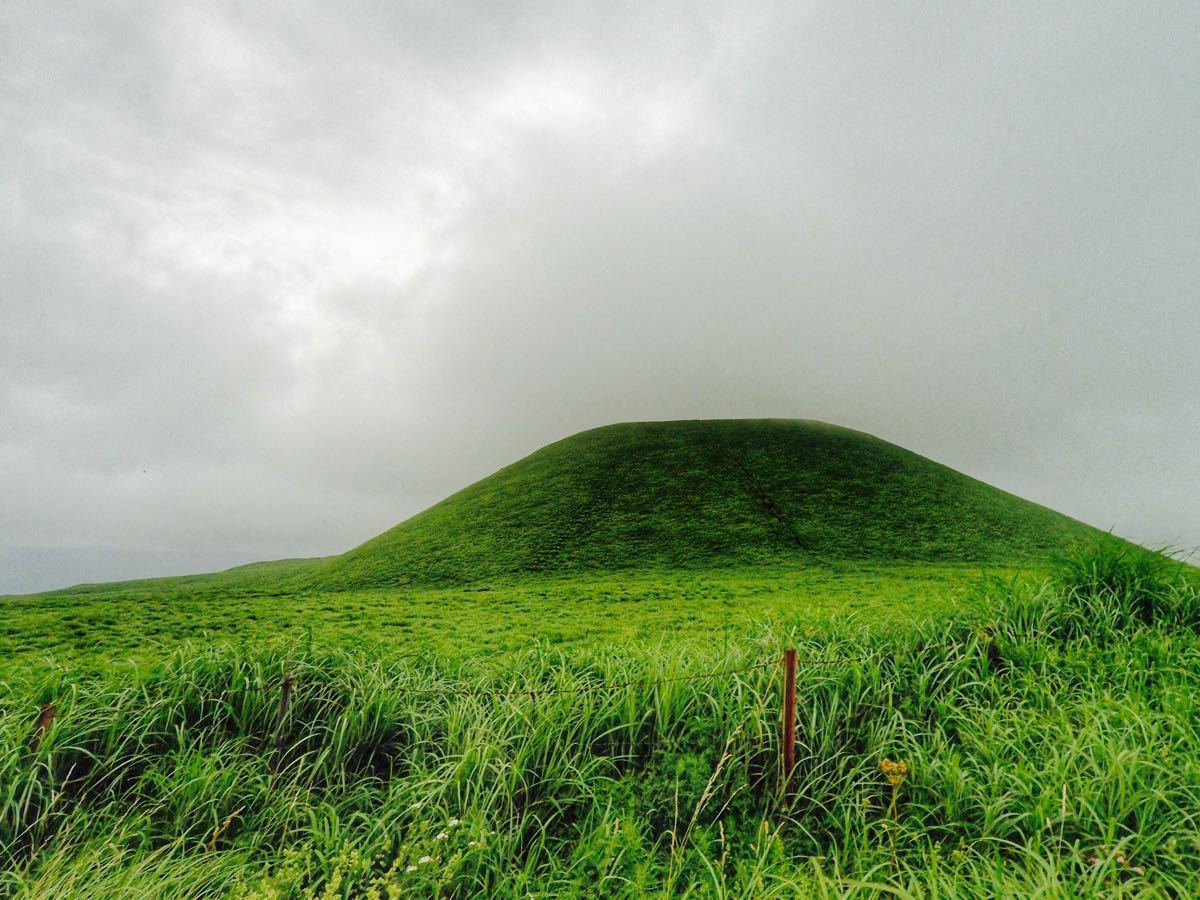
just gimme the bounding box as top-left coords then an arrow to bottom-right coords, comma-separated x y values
309,420 -> 1097,590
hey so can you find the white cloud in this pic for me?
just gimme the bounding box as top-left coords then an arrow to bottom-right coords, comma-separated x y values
1,0 -> 1197,591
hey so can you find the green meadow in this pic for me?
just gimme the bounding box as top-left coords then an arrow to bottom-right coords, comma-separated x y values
2,421 -> 1196,896
2,563 -> 977,678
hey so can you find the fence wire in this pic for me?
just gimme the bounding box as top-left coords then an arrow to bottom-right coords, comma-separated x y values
375,653 -> 849,699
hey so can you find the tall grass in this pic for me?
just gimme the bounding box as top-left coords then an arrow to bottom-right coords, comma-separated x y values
2,547 -> 1198,897
1051,535 -> 1189,630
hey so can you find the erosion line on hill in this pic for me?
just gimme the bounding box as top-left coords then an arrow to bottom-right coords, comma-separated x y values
728,453 -> 809,551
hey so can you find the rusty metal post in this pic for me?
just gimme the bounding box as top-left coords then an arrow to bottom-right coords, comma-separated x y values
781,648 -> 797,803
29,703 -> 56,752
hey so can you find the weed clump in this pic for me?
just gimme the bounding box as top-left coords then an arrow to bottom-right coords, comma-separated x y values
1050,538 -> 1196,634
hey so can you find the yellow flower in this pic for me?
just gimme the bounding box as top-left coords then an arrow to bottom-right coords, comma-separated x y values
879,758 -> 909,786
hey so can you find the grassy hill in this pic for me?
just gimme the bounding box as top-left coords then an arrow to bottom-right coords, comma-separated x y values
1,419 -> 1109,672
310,419 -> 1100,590
3,420 -> 1196,896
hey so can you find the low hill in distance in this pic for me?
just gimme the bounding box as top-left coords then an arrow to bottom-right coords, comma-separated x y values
309,419 -> 1101,591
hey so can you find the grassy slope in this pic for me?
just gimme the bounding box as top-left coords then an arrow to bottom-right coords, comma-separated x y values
310,420 -> 1101,590
0,564 -> 981,678
1,422 -> 1192,895
1,419 -> 1106,676
21,556 -> 330,598
2,559 -> 1198,897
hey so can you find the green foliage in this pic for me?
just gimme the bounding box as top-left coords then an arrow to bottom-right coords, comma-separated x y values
0,564 -> 973,677
1052,536 -> 1188,627
2,564 -> 1198,896
308,420 -> 1103,589
0,419 -> 1186,896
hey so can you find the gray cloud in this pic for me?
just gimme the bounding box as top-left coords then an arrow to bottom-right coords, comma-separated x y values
2,1 -> 1197,593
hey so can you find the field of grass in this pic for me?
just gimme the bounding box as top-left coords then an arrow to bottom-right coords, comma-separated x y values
1,421 -> 1189,896
1,545 -> 1198,896
6,418 -> 1103,679
1,563 -> 979,680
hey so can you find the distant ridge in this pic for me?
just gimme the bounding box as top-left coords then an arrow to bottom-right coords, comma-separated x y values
308,419 -> 1101,590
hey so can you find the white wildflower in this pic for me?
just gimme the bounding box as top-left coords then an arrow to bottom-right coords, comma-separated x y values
418,856 -> 433,865
435,832 -> 448,841
405,865 -> 417,873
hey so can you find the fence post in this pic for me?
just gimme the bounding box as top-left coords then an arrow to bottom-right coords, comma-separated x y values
29,703 -> 56,752
781,648 -> 797,804
269,674 -> 292,774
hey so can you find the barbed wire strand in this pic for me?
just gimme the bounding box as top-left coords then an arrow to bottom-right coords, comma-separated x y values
387,653 -> 850,699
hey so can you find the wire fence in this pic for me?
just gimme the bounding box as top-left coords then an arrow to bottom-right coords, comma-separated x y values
25,652 -> 854,787
392,659 -> 775,699
23,649 -> 842,803
379,652 -> 852,699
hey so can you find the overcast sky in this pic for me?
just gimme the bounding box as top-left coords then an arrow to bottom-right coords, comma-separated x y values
2,1 -> 1197,593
